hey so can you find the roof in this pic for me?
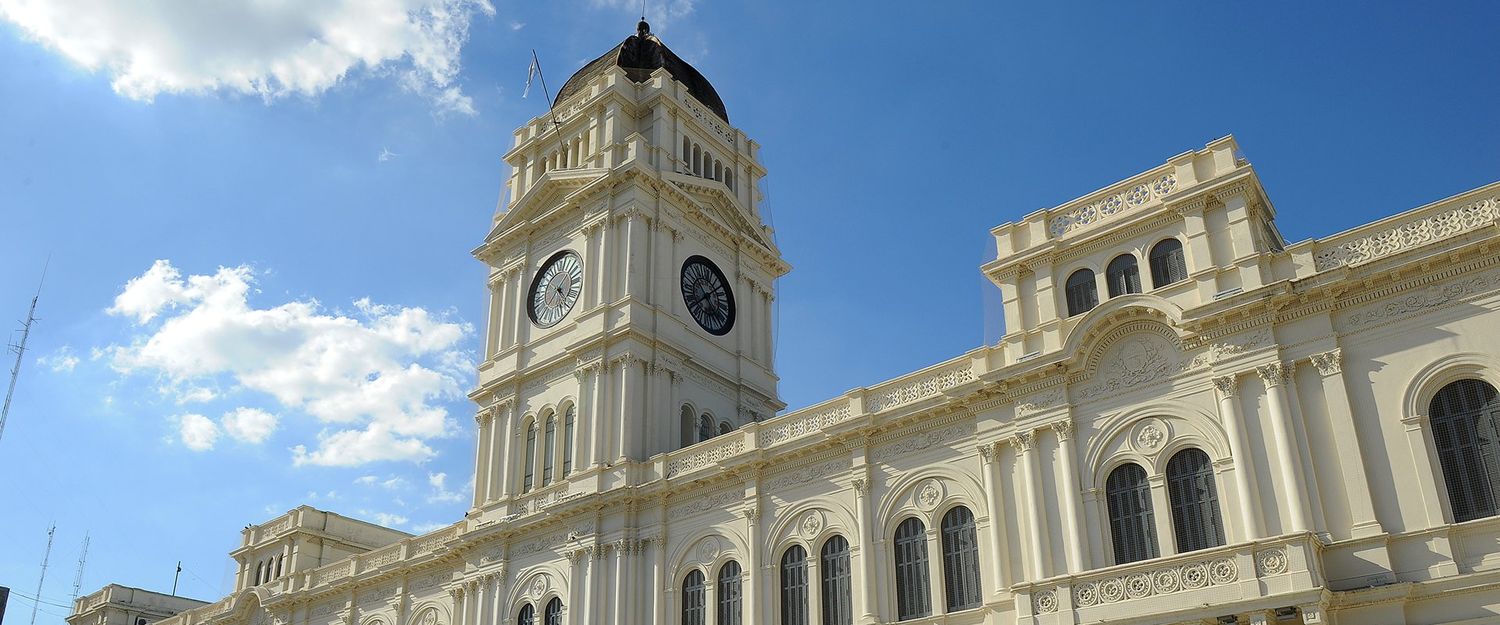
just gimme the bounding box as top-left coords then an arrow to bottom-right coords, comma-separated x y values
553,21 -> 728,122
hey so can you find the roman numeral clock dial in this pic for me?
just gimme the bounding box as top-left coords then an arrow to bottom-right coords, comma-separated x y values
680,255 -> 735,335
527,251 -> 583,328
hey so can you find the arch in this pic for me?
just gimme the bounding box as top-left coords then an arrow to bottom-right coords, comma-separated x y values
1148,238 -> 1188,288
542,598 -> 562,625
765,498 -> 860,556
680,403 -> 697,448
939,506 -> 982,611
725,170 -> 734,191
669,528 -> 751,580
401,603 -> 450,625
681,569 -> 706,625
1403,352 -> 1500,418
542,411 -> 557,486
1106,254 -> 1142,298
515,604 -> 534,625
1065,268 -> 1099,317
504,567 -> 568,618
893,517 -> 931,620
692,145 -> 702,175
698,413 -> 715,442
1431,378 -> 1500,522
779,545 -> 809,625
719,421 -> 733,436
1061,298 -> 1188,365
717,560 -> 743,625
819,535 -> 853,625
682,137 -> 691,164
876,466 -> 986,535
561,404 -> 575,476
523,416 -> 538,492
1166,447 -> 1226,552
1105,463 -> 1158,565
1083,401 -> 1229,488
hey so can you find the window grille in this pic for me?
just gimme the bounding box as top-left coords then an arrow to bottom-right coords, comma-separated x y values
819,536 -> 852,625
543,415 -> 556,486
893,518 -> 931,620
562,406 -> 574,476
682,569 -> 706,625
523,422 -> 536,492
1065,269 -> 1098,317
1106,463 -> 1159,564
1149,239 -> 1188,288
1106,254 -> 1141,298
718,561 -> 743,625
543,598 -> 562,625
516,604 -> 534,625
1166,448 -> 1226,553
780,546 -> 809,625
940,506 -> 982,611
1431,379 -> 1500,522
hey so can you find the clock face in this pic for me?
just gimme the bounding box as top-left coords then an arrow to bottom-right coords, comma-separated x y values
680,255 -> 735,335
527,251 -> 583,328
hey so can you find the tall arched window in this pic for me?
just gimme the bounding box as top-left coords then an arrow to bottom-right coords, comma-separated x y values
523,420 -> 537,492
718,560 -> 743,625
516,604 -> 534,625
1105,254 -> 1141,298
780,546 -> 809,625
893,518 -> 931,620
1431,379 -> 1500,522
940,506 -> 982,611
254,561 -> 264,585
543,598 -> 562,625
1166,448 -> 1226,552
719,421 -> 733,436
1065,269 -> 1098,317
1106,463 -> 1158,564
819,536 -> 852,625
1149,238 -> 1188,288
542,414 -> 556,486
699,414 -> 715,442
682,570 -> 706,625
274,554 -> 283,578
562,406 -> 575,476
681,405 -> 696,448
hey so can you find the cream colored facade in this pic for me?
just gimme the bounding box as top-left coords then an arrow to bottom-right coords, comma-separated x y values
73,25 -> 1500,625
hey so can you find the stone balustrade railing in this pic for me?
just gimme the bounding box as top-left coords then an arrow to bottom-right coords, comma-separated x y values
1045,165 -> 1180,238
1012,533 -> 1323,624
1306,185 -> 1499,272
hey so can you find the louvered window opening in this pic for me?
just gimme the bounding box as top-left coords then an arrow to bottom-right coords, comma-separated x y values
940,506 -> 983,611
516,604 -> 534,625
893,518 -> 932,621
562,406 -> 575,476
523,422 -> 537,492
542,415 -> 556,485
781,546 -> 809,625
699,414 -> 715,443
1065,270 -> 1098,317
1166,448 -> 1226,553
1149,239 -> 1188,288
1431,379 -> 1500,522
1106,254 -> 1142,297
1107,463 -> 1159,564
820,536 -> 853,625
718,561 -> 743,625
543,598 -> 562,625
682,569 -> 707,625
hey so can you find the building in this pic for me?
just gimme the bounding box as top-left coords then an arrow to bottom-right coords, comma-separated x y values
72,20 -> 1500,625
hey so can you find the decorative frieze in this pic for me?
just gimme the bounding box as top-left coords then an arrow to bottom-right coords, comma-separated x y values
1344,272 -> 1498,328
666,438 -> 743,477
766,459 -> 849,491
1048,172 -> 1178,237
757,402 -> 851,447
668,489 -> 744,519
1015,389 -> 1064,417
870,422 -> 975,462
1067,555 -> 1239,608
1314,194 -> 1498,270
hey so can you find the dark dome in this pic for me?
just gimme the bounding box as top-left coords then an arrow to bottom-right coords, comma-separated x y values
553,21 -> 728,122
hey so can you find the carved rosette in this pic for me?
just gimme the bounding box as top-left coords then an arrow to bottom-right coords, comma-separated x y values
1055,556 -> 1238,609
1256,547 -> 1289,576
1033,589 -> 1058,614
914,479 -> 945,511
1130,418 -> 1169,456
799,511 -> 824,538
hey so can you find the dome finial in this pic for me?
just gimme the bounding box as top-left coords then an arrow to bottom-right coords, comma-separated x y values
637,19 -> 650,37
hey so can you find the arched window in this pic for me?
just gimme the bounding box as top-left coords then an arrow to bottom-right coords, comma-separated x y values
1065,269 -> 1098,317
683,137 -> 691,164
562,406 -> 575,476
940,506 -> 982,611
1166,448 -> 1226,552
254,561 -> 264,585
542,414 -> 556,486
699,414 -> 715,442
780,546 -> 809,625
717,561 -> 743,625
681,405 -> 696,447
1105,254 -> 1141,298
692,145 -> 702,175
719,421 -> 733,436
1431,379 -> 1500,522
1149,239 -> 1188,288
1106,463 -> 1159,564
820,536 -> 852,625
274,554 -> 283,578
682,569 -> 706,625
725,170 -> 734,191
516,604 -> 534,625
893,518 -> 931,620
523,420 -> 537,492
543,598 -> 562,625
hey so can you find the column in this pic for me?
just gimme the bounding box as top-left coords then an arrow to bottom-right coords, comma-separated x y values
591,543 -> 607,624
623,210 -> 649,301
472,410 -> 491,508
583,221 -> 603,309
493,400 -> 515,501
449,587 -> 465,625
1213,374 -> 1263,540
851,477 -> 876,622
1147,474 -> 1177,555
745,494 -> 764,625
504,267 -> 524,349
613,541 -> 629,622
569,554 -> 586,625
1402,413 -> 1449,527
1014,431 -> 1048,580
1312,349 -> 1384,537
1052,421 -> 1088,572
1258,362 -> 1312,533
471,577 -> 487,625
976,443 -> 1011,595
485,278 -> 503,359
617,356 -> 645,461
597,220 -> 614,305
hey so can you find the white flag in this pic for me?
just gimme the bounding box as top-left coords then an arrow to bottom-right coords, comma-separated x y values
523,55 -> 538,99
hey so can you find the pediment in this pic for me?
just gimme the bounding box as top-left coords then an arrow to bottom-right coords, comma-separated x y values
667,174 -> 775,253
485,169 -> 608,243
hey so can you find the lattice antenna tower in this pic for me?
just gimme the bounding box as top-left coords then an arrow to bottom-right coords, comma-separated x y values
1,260 -> 46,444
31,523 -> 55,625
72,532 -> 90,602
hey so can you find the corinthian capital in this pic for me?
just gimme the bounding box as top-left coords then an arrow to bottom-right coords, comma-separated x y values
1256,361 -> 1294,387
1212,375 -> 1237,399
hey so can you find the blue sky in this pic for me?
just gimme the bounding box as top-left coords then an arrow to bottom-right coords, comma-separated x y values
1,0 -> 1497,619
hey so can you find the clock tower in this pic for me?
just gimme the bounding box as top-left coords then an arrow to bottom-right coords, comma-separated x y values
467,20 -> 788,517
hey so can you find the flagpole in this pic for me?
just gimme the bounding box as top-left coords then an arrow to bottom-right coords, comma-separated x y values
529,49 -> 570,160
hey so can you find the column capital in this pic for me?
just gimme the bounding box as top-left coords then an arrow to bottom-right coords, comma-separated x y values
1012,431 -> 1034,452
1256,361 -> 1294,387
851,477 -> 869,494
976,443 -> 995,463
1051,419 -> 1075,441
1213,374 -> 1238,398
1310,349 -> 1343,376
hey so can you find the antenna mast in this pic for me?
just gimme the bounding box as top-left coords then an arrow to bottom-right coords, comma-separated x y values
1,261 -> 46,444
72,532 -> 90,602
31,524 -> 55,625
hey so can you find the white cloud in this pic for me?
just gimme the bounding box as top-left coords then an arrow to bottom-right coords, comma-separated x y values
105,260 -> 471,466
0,0 -> 496,114
364,511 -> 409,527
177,413 -> 219,451
426,471 -> 464,503
508,21 -> 525,31
222,407 -> 279,444
591,0 -> 696,28
38,346 -> 79,373
354,475 -> 378,486
411,521 -> 449,534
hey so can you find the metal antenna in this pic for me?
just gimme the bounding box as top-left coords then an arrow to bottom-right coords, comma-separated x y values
1,258 -> 47,444
71,532 -> 90,602
31,523 -> 55,625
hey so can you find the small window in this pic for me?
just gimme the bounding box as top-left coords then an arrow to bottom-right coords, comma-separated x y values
820,536 -> 852,625
682,569 -> 706,625
681,404 -> 696,448
543,598 -> 563,625
780,546 -> 809,625
1149,239 -> 1188,288
1106,463 -> 1159,564
523,421 -> 537,492
516,604 -> 535,625
940,506 -> 982,611
719,421 -> 733,436
1105,254 -> 1141,298
699,414 -> 715,442
542,414 -> 556,486
562,406 -> 575,476
717,561 -> 743,625
1065,269 -> 1098,317
893,518 -> 931,620
1431,379 -> 1500,522
1167,448 -> 1226,553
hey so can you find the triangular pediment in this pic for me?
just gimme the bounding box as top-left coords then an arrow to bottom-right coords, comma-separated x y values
665,172 -> 776,254
484,168 -> 608,245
